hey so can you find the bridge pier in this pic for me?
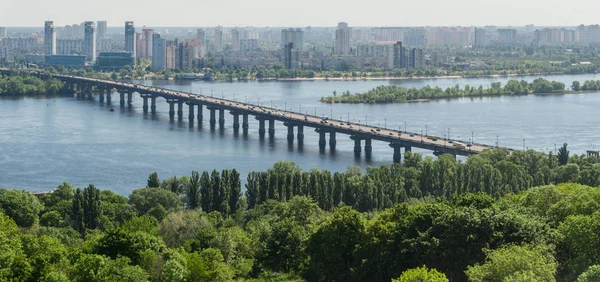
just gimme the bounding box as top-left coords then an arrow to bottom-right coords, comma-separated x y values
268,119 -> 275,138
120,92 -> 125,107
405,146 -> 412,153
329,132 -> 337,151
352,137 -> 362,156
167,100 -> 176,120
106,89 -> 112,104
87,85 -> 93,99
188,104 -> 195,123
197,104 -> 203,123
365,138 -> 373,157
219,109 -> 225,127
209,108 -> 216,127
390,144 -> 402,163
127,91 -> 133,107
242,114 -> 249,135
319,131 -> 326,151
297,125 -> 304,143
178,101 -> 184,121
286,124 -> 294,142
151,96 -> 156,113
257,118 -> 266,138
142,96 -> 149,113
232,113 -> 240,132
99,87 -> 105,103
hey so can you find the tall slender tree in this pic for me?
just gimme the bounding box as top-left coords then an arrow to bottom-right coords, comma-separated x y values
71,188 -> 84,234
229,169 -> 241,214
200,171 -> 212,212
187,171 -> 201,210
558,143 -> 570,166
83,184 -> 102,230
147,172 -> 160,188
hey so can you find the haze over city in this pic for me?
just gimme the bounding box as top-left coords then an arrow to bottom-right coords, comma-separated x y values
2,0 -> 599,27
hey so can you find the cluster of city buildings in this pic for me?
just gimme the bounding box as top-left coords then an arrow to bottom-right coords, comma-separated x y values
1,22 -> 600,72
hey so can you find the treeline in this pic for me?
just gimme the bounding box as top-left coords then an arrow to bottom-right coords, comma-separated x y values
2,149 -> 600,281
321,78 -> 572,103
0,74 -> 66,96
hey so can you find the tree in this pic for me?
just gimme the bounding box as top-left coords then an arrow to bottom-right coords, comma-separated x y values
392,266 -> 449,282
465,244 -> 557,282
200,171 -> 212,212
572,81 -> 581,91
129,188 -> 182,216
229,169 -> 241,214
187,171 -> 201,210
158,210 -> 214,248
72,254 -> 149,282
147,172 -> 160,188
558,143 -> 569,166
185,248 -> 233,282
578,265 -> 600,282
83,184 -> 102,230
0,189 -> 43,227
305,206 -> 367,282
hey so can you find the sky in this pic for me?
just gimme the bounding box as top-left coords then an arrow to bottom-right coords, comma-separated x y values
1,0 -> 598,27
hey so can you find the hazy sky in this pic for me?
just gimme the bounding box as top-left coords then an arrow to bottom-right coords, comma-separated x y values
1,0 -> 598,27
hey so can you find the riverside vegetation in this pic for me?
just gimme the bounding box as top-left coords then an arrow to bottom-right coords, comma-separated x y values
3,146 -> 600,281
321,78 -> 600,104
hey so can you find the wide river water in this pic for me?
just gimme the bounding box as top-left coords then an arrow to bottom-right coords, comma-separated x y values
1,74 -> 599,194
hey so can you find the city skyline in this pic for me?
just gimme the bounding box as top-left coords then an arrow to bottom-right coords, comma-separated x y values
1,0 -> 599,27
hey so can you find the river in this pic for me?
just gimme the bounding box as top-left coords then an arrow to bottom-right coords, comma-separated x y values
1,73 -> 599,193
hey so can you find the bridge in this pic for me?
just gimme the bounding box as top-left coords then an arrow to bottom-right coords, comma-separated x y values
0,68 -> 499,162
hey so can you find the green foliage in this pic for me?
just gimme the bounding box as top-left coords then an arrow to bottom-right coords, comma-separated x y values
0,73 -> 66,96
185,248 -> 234,282
392,266 -> 449,282
72,254 -> 149,282
147,172 -> 160,188
129,187 -> 182,217
558,143 -> 569,166
465,244 -> 557,282
577,265 -> 600,282
0,188 -> 44,227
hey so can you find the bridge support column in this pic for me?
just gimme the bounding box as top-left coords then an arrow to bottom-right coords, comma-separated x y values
177,101 -> 184,121
268,119 -> 275,138
287,125 -> 294,142
242,114 -> 249,135
197,104 -> 203,123
150,96 -> 156,113
167,100 -> 176,120
353,138 -> 362,156
258,118 -> 266,138
365,139 -> 373,157
297,125 -> 304,143
390,144 -> 402,163
87,85 -> 93,99
120,92 -> 125,107
329,132 -> 337,151
405,146 -> 412,153
106,90 -> 112,104
209,108 -> 216,127
319,131 -> 326,150
127,91 -> 133,107
232,113 -> 240,132
218,109 -> 225,127
142,96 -> 149,113
188,104 -> 195,123
99,88 -> 105,103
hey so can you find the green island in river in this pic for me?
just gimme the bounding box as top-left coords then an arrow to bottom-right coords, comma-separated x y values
320,79 -> 600,104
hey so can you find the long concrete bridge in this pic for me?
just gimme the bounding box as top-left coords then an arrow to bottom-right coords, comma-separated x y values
1,68 -> 500,162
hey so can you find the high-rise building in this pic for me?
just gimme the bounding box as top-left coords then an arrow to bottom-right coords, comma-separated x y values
83,21 -> 96,62
152,33 -> 166,71
140,29 -> 154,57
496,29 -> 517,45
196,29 -> 205,44
44,21 -> 56,56
473,28 -> 487,48
282,42 -> 300,70
393,41 -> 407,69
214,27 -> 223,52
231,28 -> 240,52
335,22 -> 351,55
97,21 -> 107,39
177,39 -> 195,70
0,27 -> 6,38
280,28 -> 303,51
125,21 -> 136,60
409,48 -> 424,69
